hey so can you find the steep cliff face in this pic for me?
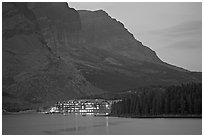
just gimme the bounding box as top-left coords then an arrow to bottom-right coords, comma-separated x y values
2,2 -> 103,111
29,2 -> 81,53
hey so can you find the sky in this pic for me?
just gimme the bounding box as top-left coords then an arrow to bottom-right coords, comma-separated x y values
69,2 -> 202,72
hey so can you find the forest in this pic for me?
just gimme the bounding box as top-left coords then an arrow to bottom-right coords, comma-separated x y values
111,83 -> 202,116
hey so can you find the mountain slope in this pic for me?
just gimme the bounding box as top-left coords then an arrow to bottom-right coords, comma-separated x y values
79,10 -> 162,63
78,10 -> 190,71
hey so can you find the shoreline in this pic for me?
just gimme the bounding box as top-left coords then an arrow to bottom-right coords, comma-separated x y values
3,110 -> 202,119
2,109 -> 38,115
108,114 -> 202,119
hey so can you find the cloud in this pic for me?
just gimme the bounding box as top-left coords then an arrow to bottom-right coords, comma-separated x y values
148,20 -> 202,50
165,39 -> 202,50
149,20 -> 201,35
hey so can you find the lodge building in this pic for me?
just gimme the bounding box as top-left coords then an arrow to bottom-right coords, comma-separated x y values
54,99 -> 121,115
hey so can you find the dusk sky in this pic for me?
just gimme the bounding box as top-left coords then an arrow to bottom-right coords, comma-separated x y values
69,2 -> 202,72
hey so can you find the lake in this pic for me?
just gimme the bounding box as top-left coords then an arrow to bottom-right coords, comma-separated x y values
2,113 -> 202,135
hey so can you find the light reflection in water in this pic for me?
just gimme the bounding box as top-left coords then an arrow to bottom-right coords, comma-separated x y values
106,116 -> 109,127
106,116 -> 109,134
75,114 -> 79,134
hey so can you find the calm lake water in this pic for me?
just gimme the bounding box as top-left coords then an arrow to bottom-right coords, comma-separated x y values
2,113 -> 202,135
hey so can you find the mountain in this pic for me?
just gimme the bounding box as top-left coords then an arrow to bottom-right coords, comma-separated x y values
32,5 -> 201,92
2,2 -> 103,111
62,9 -> 201,92
2,2 -> 201,111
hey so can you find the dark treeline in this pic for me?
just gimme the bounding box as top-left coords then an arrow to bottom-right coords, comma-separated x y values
111,83 -> 202,116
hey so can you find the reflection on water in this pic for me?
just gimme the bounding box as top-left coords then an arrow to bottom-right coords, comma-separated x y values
106,117 -> 109,134
2,113 -> 202,135
42,115 -> 119,134
43,119 -> 109,134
